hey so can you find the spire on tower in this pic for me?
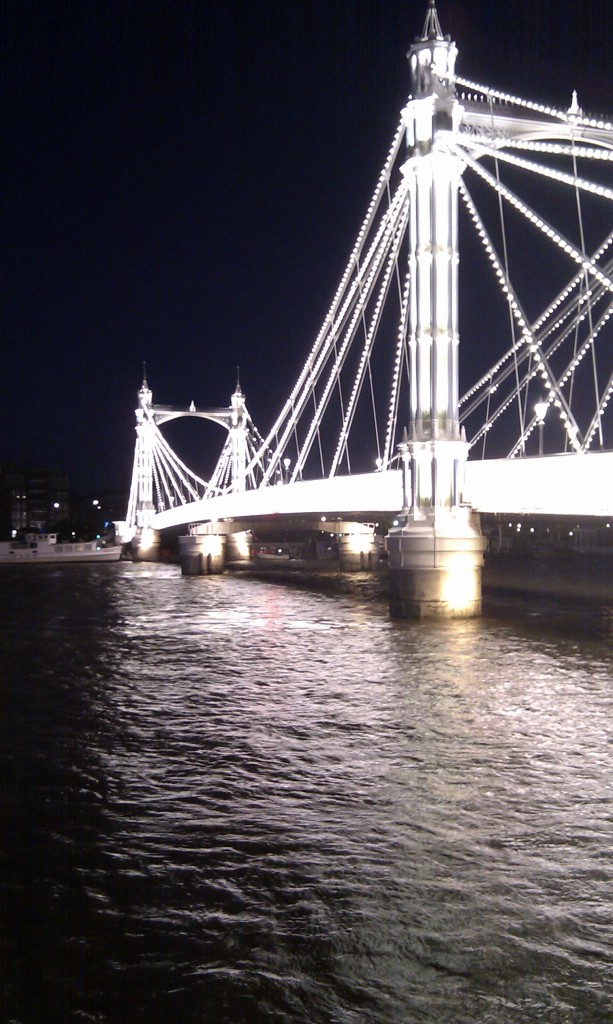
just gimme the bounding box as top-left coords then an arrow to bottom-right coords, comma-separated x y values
421,0 -> 443,42
138,363 -> 153,410
569,90 -> 582,116
408,0 -> 456,106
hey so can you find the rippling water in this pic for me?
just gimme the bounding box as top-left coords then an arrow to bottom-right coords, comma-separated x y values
1,563 -> 612,1023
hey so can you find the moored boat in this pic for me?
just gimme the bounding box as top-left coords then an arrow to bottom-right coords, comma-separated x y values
0,532 -> 122,563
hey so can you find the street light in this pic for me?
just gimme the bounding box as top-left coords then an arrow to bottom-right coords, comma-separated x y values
534,399 -> 548,457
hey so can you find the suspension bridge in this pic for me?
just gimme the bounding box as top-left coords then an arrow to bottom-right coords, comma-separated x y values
116,1 -> 613,617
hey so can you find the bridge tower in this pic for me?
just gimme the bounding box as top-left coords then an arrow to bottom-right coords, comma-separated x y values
125,373 -> 162,560
387,2 -> 485,617
118,371 -> 263,564
228,378 -> 248,494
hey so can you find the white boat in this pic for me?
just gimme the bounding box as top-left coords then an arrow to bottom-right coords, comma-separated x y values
0,532 -> 122,563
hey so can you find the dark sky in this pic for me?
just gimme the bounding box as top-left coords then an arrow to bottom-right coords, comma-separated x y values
2,0 -> 612,494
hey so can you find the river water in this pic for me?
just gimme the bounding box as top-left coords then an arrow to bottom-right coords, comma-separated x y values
1,562 -> 612,1023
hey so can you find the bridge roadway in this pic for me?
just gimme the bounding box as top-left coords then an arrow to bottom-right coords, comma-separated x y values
151,451 -> 613,533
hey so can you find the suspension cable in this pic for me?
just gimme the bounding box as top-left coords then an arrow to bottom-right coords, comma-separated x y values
487,92 -> 526,452
570,117 -> 602,447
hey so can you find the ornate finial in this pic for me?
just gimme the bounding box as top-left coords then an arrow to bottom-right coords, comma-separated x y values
409,1 -> 456,106
138,364 -> 152,408
235,365 -> 243,395
421,0 -> 443,41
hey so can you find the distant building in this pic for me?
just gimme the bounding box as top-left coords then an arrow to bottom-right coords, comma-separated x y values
0,465 -> 70,537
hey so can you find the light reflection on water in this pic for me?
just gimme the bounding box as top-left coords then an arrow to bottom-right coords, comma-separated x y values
1,562 -> 612,1023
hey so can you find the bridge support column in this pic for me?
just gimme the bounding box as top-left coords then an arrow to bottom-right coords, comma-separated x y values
338,528 -> 381,571
225,530 -> 252,563
386,8 -> 485,617
179,528 -> 226,575
387,508 -> 484,618
387,435 -> 485,617
132,527 -> 161,562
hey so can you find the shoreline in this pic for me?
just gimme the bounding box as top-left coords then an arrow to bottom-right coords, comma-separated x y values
482,552 -> 613,604
225,554 -> 613,636
228,552 -> 613,603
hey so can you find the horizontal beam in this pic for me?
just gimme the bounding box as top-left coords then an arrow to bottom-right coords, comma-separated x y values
151,406 -> 233,427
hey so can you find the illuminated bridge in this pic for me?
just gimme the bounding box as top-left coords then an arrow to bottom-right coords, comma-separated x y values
117,2 -> 613,617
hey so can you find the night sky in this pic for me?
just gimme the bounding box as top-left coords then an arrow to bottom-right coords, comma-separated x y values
2,0 -> 612,494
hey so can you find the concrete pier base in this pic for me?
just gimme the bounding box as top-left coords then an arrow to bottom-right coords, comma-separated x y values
132,529 -> 161,562
179,531 -> 226,575
225,530 -> 252,563
339,533 -> 381,572
387,510 -> 485,618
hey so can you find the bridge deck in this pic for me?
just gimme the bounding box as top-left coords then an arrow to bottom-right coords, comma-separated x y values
152,452 -> 613,532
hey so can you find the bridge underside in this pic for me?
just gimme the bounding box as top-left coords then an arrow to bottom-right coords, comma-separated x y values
150,453 -> 613,534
